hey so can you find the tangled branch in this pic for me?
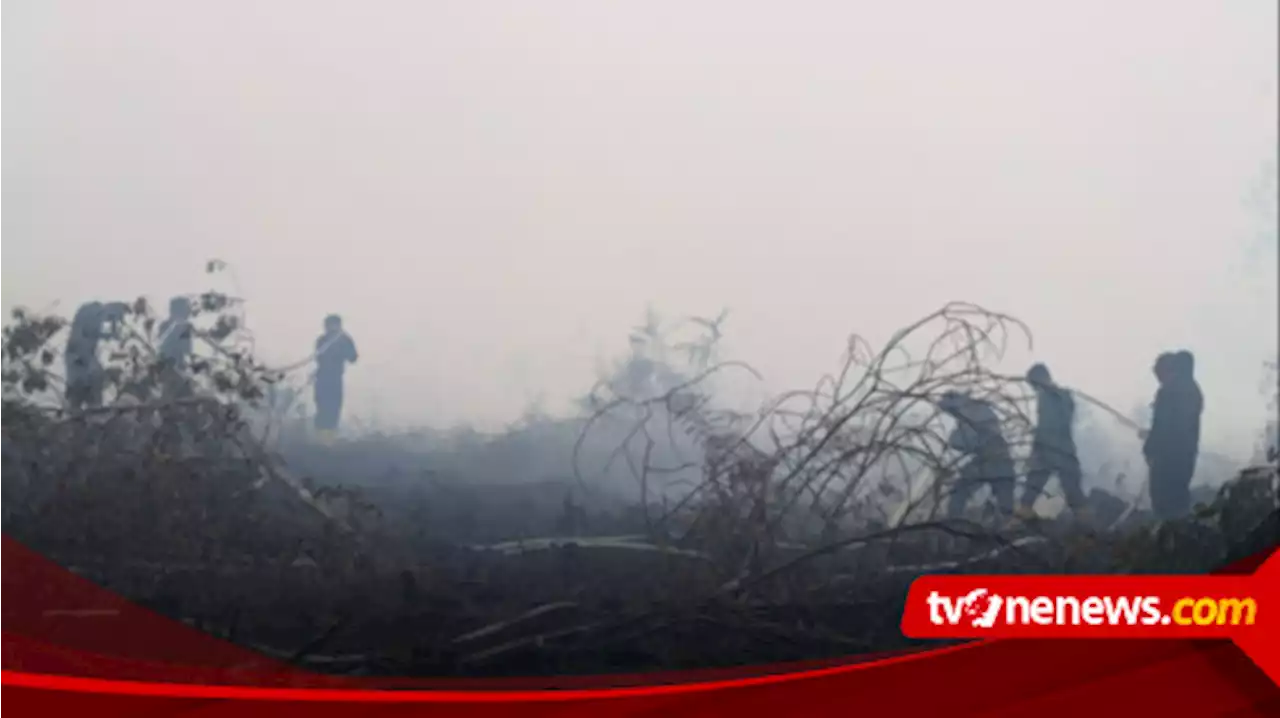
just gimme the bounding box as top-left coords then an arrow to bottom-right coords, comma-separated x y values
575,302 -> 1038,583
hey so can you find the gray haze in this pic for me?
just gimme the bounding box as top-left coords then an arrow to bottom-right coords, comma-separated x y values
4,1 -> 1278,459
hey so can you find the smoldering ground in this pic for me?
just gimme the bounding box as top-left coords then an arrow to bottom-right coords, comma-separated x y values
2,292 -> 1276,676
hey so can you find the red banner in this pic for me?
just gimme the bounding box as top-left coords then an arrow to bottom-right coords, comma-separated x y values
4,535 -> 1277,716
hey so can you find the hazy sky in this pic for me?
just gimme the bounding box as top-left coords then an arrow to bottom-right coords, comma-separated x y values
4,1 -> 1277,457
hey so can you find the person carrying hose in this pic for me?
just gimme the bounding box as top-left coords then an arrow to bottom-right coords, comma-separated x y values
938,391 -> 1017,520
156,296 -> 196,400
63,300 -> 130,410
313,314 -> 358,443
1017,363 -> 1088,522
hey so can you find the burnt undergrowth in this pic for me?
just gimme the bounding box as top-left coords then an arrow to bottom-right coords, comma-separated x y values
2,277 -> 1276,677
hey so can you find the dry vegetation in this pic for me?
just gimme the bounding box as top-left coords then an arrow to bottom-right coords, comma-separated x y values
2,272 -> 1277,676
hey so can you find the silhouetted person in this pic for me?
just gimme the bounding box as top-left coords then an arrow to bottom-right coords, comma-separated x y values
1019,363 -> 1085,518
1143,350 -> 1203,520
938,391 -> 1016,519
157,297 -> 194,399
618,334 -> 681,398
157,297 -> 193,363
313,314 -> 357,439
63,301 -> 128,410
619,334 -> 656,397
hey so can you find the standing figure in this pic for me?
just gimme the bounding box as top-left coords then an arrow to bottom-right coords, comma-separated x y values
63,301 -> 128,410
618,334 -> 684,400
619,334 -> 661,398
1018,363 -> 1086,519
313,314 -> 358,440
938,391 -> 1017,519
1143,350 -> 1203,520
156,297 -> 195,399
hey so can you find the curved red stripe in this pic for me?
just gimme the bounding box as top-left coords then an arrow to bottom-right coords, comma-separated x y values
0,641 -> 982,701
